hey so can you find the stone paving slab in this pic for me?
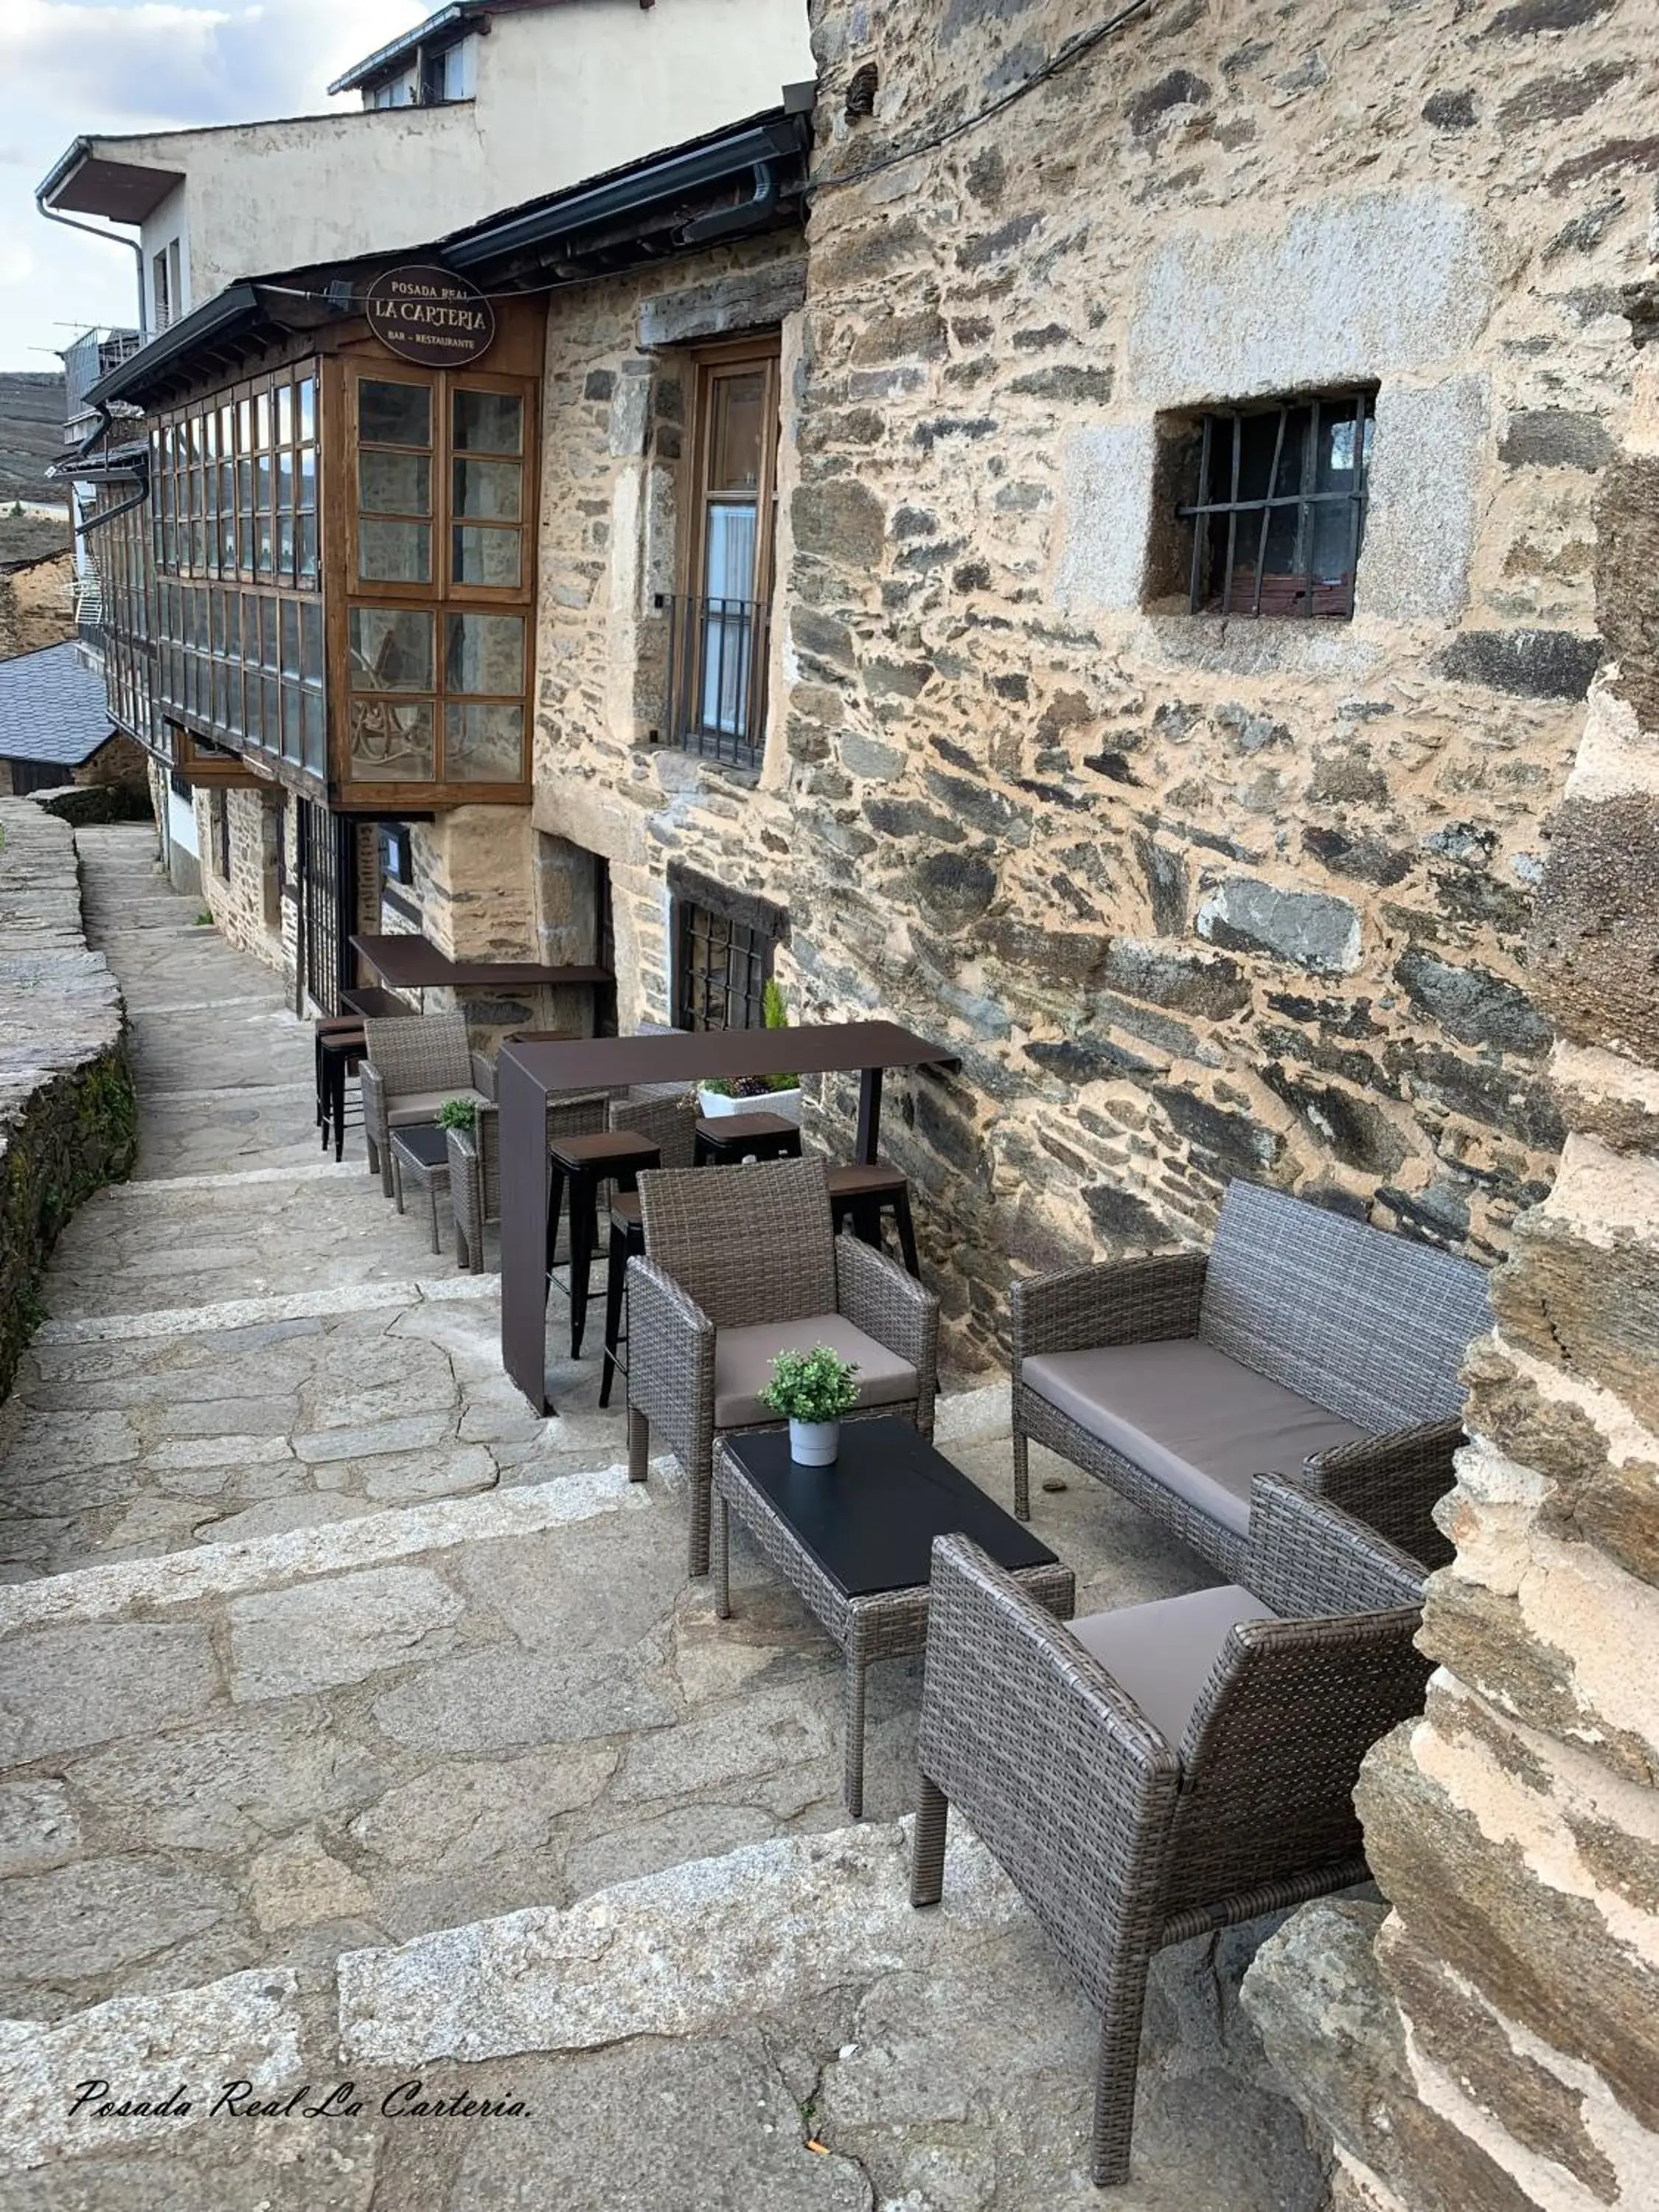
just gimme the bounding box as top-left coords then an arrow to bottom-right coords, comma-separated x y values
0,829 -> 1325,2209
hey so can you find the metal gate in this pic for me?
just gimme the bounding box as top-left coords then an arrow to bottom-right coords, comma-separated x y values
296,799 -> 356,1015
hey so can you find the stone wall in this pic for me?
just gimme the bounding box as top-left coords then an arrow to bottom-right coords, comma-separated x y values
526,233 -> 810,1036
0,800 -> 133,1403
0,551 -> 72,662
771,0 -> 1652,1359
196,784 -> 288,979
1242,288 -> 1659,2212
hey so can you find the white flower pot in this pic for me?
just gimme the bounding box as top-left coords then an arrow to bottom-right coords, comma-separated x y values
788,1417 -> 840,1466
698,1085 -> 802,1126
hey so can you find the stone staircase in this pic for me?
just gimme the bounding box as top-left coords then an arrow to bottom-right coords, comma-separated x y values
0,827 -> 1323,2211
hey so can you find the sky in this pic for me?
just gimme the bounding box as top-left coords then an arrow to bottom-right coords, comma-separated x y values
0,0 -> 429,372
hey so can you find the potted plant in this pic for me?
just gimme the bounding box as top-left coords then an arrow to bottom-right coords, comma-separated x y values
759,1344 -> 860,1466
698,979 -> 801,1126
437,1098 -> 477,1133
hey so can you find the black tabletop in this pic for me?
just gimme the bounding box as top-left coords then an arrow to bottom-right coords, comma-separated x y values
392,1124 -> 451,1169
723,1418 -> 1058,1599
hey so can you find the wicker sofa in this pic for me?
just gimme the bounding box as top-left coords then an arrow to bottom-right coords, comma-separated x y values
912,1476 -> 1431,2187
627,1156 -> 939,1576
1012,1179 -> 1490,1574
359,1011 -> 495,1198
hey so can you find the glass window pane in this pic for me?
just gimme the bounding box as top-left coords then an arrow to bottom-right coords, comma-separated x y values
349,608 -> 434,691
452,456 -> 521,520
276,450 -> 294,518
301,598 -> 323,684
444,700 -> 522,782
278,515 -> 296,576
299,447 -> 317,508
260,597 -> 279,669
361,379 -> 431,448
281,597 -> 301,679
358,519 -> 431,584
302,688 -> 325,774
452,525 -> 521,589
219,405 -> 234,457
452,389 -> 522,454
255,392 -> 271,451
349,699 -> 434,780
237,399 -> 252,453
255,453 -> 272,512
299,509 -> 319,581
262,673 -> 280,743
445,611 -> 523,695
298,378 -> 316,442
709,370 -> 765,492
359,451 -> 431,515
276,383 -> 293,446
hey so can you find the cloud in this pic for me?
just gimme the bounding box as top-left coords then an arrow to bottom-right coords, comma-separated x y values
0,1 -> 425,131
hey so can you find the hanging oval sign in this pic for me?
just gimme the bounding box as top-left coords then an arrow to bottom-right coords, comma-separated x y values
364,263 -> 495,368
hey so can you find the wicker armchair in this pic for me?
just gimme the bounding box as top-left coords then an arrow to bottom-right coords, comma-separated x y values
627,1156 -> 939,1576
912,1476 -> 1430,2188
359,1012 -> 495,1197
1012,1178 -> 1490,1575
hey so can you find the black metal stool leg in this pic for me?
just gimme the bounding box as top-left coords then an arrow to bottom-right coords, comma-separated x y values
546,1164 -> 567,1285
893,1186 -> 920,1277
333,1055 -> 349,1164
599,1216 -> 629,1409
569,1169 -> 597,1358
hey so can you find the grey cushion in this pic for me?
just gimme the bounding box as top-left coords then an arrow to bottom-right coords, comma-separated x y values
1020,1339 -> 1366,1538
714,1313 -> 917,1430
386,1087 -> 489,1129
1070,1582 -> 1275,1747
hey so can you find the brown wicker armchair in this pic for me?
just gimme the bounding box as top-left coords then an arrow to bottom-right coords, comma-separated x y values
627,1157 -> 939,1576
1012,1178 -> 1490,1574
359,1011 -> 494,1197
448,1088 -> 653,1273
911,1476 -> 1430,2188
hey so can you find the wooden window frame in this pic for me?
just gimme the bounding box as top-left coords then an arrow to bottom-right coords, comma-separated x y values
335,355 -> 536,804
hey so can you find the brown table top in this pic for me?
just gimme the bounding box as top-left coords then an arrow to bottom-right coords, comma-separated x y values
351,933 -> 611,992
499,1021 -> 960,1093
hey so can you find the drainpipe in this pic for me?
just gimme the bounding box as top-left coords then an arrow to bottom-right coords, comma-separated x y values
35,189 -> 147,340
679,161 -> 779,246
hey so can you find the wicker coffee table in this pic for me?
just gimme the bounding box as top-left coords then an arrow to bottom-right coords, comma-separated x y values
390,1123 -> 451,1253
712,1418 -> 1074,1817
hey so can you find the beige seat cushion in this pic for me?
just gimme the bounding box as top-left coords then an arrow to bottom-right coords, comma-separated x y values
386,1087 -> 489,1129
714,1313 -> 917,1430
1070,1582 -> 1275,1747
1020,1338 -> 1365,1539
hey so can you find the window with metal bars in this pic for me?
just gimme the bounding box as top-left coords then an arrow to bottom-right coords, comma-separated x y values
1178,389 -> 1375,619
673,896 -> 773,1033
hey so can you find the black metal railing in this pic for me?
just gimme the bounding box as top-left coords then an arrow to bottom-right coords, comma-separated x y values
656,591 -> 768,768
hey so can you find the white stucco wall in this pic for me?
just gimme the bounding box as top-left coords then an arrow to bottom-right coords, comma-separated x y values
95,0 -> 813,314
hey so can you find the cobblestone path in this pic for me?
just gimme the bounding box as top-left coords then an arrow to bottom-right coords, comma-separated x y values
0,826 -> 1324,2210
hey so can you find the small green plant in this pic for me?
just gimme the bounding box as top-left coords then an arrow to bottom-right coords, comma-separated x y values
762,978 -> 797,1091
759,1344 -> 860,1424
194,907 -> 213,926
437,1097 -> 477,1133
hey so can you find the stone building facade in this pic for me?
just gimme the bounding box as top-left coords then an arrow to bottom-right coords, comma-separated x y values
1245,291 -> 1659,2212
724,0 -> 1649,1362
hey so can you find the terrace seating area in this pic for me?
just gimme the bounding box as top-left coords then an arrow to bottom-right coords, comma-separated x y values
0,828 -> 1496,2202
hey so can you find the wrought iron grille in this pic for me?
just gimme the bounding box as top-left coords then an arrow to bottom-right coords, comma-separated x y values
674,898 -> 770,1032
657,591 -> 768,767
1178,391 -> 1374,619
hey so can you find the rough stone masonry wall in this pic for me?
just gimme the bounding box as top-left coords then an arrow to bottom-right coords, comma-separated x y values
529,234 -> 809,1029
1242,294 -> 1659,2212
196,784 -> 287,980
0,801 -> 133,1402
786,0 -> 1655,1358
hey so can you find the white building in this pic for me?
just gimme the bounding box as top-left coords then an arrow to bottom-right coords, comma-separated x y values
37,0 -> 813,338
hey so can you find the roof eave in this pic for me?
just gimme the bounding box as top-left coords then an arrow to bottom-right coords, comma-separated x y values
327,4 -> 473,95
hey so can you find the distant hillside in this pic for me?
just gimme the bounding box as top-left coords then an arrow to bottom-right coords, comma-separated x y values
0,372 -> 69,507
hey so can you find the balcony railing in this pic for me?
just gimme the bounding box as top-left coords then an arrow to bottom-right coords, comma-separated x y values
656,591 -> 768,769
62,327 -> 143,433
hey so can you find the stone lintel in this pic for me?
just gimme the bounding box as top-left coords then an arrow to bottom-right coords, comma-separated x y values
636,260 -> 807,351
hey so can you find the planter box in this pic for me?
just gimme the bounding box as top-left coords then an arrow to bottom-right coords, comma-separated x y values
698,1085 -> 801,1125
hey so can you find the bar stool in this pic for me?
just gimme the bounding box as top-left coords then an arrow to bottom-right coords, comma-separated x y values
692,1112 -> 804,1167
313,1018 -> 366,1164
827,1163 -> 921,1278
546,1130 -> 661,1359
